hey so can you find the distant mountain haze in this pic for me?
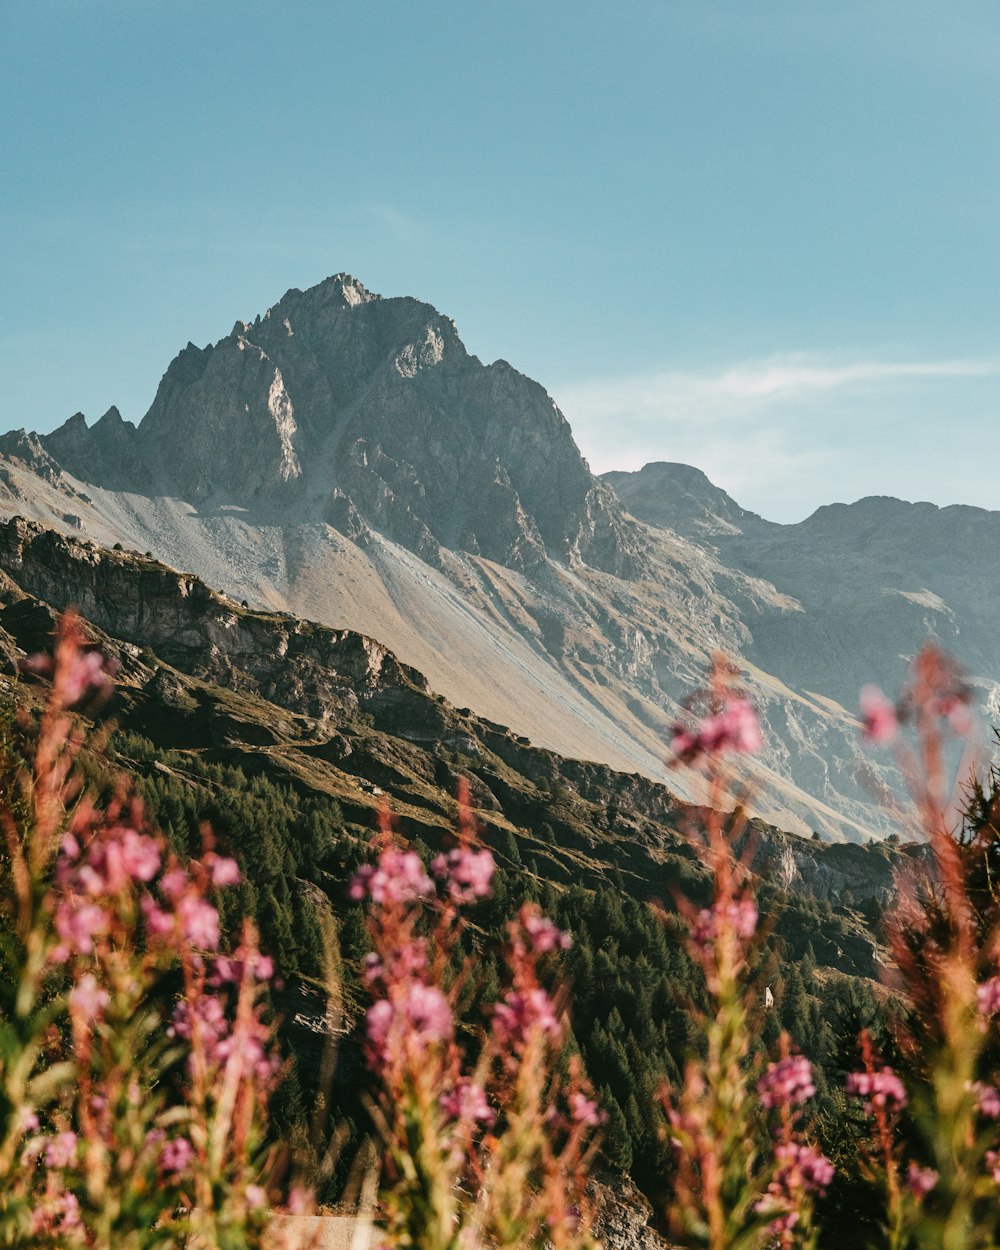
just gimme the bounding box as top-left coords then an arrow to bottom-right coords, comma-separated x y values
0,273 -> 994,841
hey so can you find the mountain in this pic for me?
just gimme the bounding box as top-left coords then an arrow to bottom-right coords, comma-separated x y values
609,461 -> 1000,725
0,273 -> 990,841
0,516 -> 899,951
41,275 -> 646,578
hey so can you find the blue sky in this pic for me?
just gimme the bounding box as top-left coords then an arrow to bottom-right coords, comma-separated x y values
2,1 -> 998,522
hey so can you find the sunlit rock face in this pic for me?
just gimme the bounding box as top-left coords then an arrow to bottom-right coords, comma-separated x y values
2,276 -> 996,842
42,274 -> 646,578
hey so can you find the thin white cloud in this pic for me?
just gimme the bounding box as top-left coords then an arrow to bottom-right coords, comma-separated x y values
557,354 -> 998,426
553,353 -> 1000,521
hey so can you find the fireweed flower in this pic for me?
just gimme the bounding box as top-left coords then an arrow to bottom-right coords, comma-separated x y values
365,982 -> 454,1066
522,910 -> 572,954
568,1091 -> 604,1126
669,696 -> 762,765
846,1067 -> 908,1113
4,614 -> 281,1248
350,848 -> 434,904
757,1142 -> 834,1241
430,845 -> 496,902
757,1054 -> 816,1109
977,977 -> 1000,1017
44,1131 -> 79,1170
906,1162 -> 939,1198
207,853 -> 242,887
690,898 -> 758,954
774,1142 -> 834,1193
20,645 -> 115,706
492,986 -> 561,1049
859,685 -> 900,746
69,972 -> 110,1023
53,899 -> 108,960
176,895 -> 221,949
158,1137 -> 195,1176
441,1081 -> 495,1126
970,1081 -> 1000,1119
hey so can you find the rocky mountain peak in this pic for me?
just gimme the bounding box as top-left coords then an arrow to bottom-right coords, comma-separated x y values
30,274 -> 647,578
604,461 -> 767,538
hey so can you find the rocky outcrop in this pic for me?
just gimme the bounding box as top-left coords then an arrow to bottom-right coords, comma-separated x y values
0,517 -> 430,727
43,407 -> 151,492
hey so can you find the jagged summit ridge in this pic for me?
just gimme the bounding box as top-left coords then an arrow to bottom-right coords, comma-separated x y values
38,274 -> 645,577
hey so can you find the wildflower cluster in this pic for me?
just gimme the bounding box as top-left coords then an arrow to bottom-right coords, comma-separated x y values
0,613 -> 285,1249
669,694 -> 763,765
351,788 -> 600,1250
844,645 -> 1000,1250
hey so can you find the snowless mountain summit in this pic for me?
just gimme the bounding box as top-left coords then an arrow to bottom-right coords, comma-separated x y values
1,273 -> 997,842
42,273 -> 646,579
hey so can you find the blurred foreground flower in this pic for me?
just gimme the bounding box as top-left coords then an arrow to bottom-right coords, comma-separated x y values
0,612 -> 284,1248
352,784 -> 601,1250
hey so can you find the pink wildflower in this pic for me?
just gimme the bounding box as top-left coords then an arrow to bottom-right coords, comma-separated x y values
775,1141 -> 834,1193
975,1082 -> 1000,1119
69,972 -> 110,1023
44,1131 -> 79,1170
59,833 -> 80,862
978,977 -> 1000,1016
141,893 -> 175,938
350,848 -> 433,905
21,646 -> 114,705
757,1142 -> 834,1239
493,986 -> 561,1048
30,1190 -> 82,1236
987,1151 -> 1000,1184
159,1136 -> 194,1175
691,898 -> 758,952
933,691 -> 972,735
363,939 -> 427,989
118,828 -> 161,882
906,1162 -> 938,1198
61,649 -> 114,705
209,854 -> 241,887
523,909 -> 573,953
53,899 -> 108,958
846,1067 -> 907,1113
159,867 -> 188,901
245,1184 -> 268,1210
366,982 -> 454,1064
670,697 -> 762,764
441,1081 -> 495,1125
569,1091 -> 604,1126
758,1055 -> 816,1109
16,1109 -> 39,1135
432,845 -> 496,902
859,686 -> 899,746
176,895 -> 221,948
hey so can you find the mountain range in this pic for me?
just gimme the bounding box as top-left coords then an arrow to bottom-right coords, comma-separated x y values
1,272 -> 996,841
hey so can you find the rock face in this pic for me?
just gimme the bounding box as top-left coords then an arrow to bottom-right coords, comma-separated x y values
44,407 -> 151,492
41,274 -> 646,578
607,461 -> 1000,718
